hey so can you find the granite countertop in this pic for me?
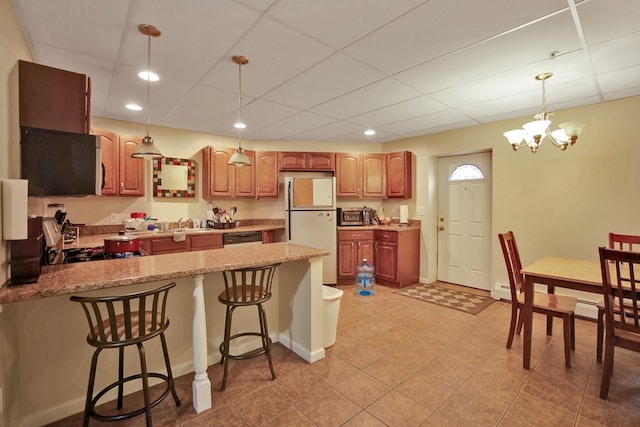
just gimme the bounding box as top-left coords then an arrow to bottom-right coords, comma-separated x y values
68,224 -> 285,249
0,242 -> 327,304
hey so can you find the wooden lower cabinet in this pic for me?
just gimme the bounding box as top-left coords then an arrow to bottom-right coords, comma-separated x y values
373,228 -> 419,287
262,230 -> 275,244
139,233 -> 223,255
337,230 -> 374,279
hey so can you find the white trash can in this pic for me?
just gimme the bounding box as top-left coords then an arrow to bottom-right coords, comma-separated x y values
322,285 -> 344,348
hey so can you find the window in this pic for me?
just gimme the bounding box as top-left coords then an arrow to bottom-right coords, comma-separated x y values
449,164 -> 484,181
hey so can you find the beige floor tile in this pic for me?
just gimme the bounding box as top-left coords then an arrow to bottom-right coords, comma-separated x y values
433,390 -> 504,427
334,370 -> 391,407
296,387 -> 362,426
366,389 -> 432,427
395,370 -> 455,411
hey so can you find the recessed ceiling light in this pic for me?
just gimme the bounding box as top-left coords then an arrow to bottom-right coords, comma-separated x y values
126,103 -> 143,111
234,122 -> 246,129
364,129 -> 376,136
138,71 -> 159,81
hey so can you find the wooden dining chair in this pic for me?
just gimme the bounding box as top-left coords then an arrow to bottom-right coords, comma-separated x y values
596,232 -> 640,362
598,246 -> 640,399
498,231 -> 577,367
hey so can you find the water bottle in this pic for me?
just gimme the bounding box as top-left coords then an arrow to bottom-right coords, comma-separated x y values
355,259 -> 375,296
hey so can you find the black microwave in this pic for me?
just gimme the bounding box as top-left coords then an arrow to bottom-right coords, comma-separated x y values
337,208 -> 370,226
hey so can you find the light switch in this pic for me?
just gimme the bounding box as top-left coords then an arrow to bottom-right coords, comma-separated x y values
416,206 -> 425,216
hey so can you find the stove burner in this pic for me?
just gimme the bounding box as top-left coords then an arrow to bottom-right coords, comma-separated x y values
63,246 -> 145,263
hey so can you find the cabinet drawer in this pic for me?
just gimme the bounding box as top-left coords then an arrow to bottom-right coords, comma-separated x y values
338,230 -> 374,241
374,230 -> 398,243
150,238 -> 189,254
190,234 -> 223,251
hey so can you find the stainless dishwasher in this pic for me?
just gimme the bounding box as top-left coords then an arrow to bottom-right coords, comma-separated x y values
222,231 -> 263,248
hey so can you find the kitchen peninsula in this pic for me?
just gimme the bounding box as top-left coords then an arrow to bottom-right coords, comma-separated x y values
0,242 -> 329,425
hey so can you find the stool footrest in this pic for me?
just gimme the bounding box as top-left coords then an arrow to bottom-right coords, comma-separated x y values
220,332 -> 272,361
90,373 -> 172,422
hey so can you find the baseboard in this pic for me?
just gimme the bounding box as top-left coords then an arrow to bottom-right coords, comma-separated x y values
277,334 -> 325,363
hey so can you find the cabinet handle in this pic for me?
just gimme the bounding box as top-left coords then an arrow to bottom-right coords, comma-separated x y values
120,182 -> 124,190
357,187 -> 360,196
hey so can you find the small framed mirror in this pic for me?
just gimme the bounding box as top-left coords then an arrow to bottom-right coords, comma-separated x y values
153,157 -> 196,197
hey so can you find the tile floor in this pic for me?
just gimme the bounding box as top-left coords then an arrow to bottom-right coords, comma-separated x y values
49,283 -> 640,426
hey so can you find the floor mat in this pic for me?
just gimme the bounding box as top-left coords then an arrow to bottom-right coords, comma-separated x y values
395,283 -> 494,315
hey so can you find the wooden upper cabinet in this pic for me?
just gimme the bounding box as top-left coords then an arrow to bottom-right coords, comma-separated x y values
119,135 -> 145,196
336,153 -> 361,197
336,153 -> 386,198
92,128 -> 144,197
202,146 -> 255,198
278,152 -> 335,171
255,152 -> 279,198
362,154 -> 386,198
387,151 -> 412,198
19,60 -> 91,134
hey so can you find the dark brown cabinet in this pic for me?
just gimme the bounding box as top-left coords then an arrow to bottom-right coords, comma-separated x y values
374,228 -> 419,287
262,230 -> 275,244
278,152 -> 335,171
93,128 -> 145,197
202,146 -> 255,198
255,152 -> 279,198
337,230 -> 374,279
336,153 -> 386,198
387,151 -> 412,198
19,60 -> 91,134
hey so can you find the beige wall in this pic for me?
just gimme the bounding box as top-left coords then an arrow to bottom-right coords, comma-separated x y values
0,0 -> 32,425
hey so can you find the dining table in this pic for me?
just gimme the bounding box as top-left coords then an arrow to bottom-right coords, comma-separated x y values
520,256 -> 604,369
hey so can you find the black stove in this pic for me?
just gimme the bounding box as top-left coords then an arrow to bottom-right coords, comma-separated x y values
63,246 -> 145,263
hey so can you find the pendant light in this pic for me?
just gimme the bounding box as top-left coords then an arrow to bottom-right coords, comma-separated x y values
132,24 -> 163,159
227,55 -> 251,167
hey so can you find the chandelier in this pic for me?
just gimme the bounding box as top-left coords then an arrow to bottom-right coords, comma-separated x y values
503,72 -> 584,153
132,24 -> 163,159
227,55 -> 251,167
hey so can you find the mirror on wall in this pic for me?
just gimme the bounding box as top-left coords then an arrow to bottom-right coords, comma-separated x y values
153,157 -> 196,198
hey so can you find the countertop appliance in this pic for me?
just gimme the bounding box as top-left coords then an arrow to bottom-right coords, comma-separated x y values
285,177 -> 337,285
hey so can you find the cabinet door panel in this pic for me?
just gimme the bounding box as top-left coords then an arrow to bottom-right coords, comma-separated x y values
234,150 -> 255,197
387,151 -> 412,198
256,152 -> 278,197
360,240 -> 375,266
278,152 -> 306,170
375,242 -> 397,281
119,135 -> 145,196
362,154 -> 386,197
307,152 -> 335,171
190,234 -> 223,251
210,148 -> 234,197
338,241 -> 357,278
336,153 -> 361,197
93,129 -> 118,196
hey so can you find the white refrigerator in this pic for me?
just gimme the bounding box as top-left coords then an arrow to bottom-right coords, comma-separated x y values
285,177 -> 337,285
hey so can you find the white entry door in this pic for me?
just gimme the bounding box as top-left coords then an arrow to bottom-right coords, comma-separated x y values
437,152 -> 492,290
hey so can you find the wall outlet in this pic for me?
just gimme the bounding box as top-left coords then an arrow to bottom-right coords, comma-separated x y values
109,213 -> 119,223
416,206 -> 425,216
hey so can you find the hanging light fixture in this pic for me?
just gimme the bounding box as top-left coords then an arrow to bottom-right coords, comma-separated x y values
227,55 -> 251,167
503,72 -> 585,153
132,24 -> 163,159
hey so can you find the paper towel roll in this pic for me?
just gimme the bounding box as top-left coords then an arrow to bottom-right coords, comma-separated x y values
2,179 -> 29,240
400,205 -> 409,224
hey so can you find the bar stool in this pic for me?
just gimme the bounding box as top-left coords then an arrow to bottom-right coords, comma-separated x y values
70,282 -> 181,427
218,263 -> 280,390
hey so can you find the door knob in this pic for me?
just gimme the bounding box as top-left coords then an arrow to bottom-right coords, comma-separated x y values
438,226 -> 445,231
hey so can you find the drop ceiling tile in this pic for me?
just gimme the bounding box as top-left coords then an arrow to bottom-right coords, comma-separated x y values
578,0 -> 640,45
347,96 -> 448,127
597,66 -> 640,95
590,32 -> 640,74
343,0 -> 569,75
290,120 -> 364,142
256,111 -> 336,140
261,53 -> 385,109
310,78 -> 422,120
268,0 -> 427,49
208,98 -> 300,138
199,17 -> 334,98
394,10 -> 582,95
379,109 -> 474,135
